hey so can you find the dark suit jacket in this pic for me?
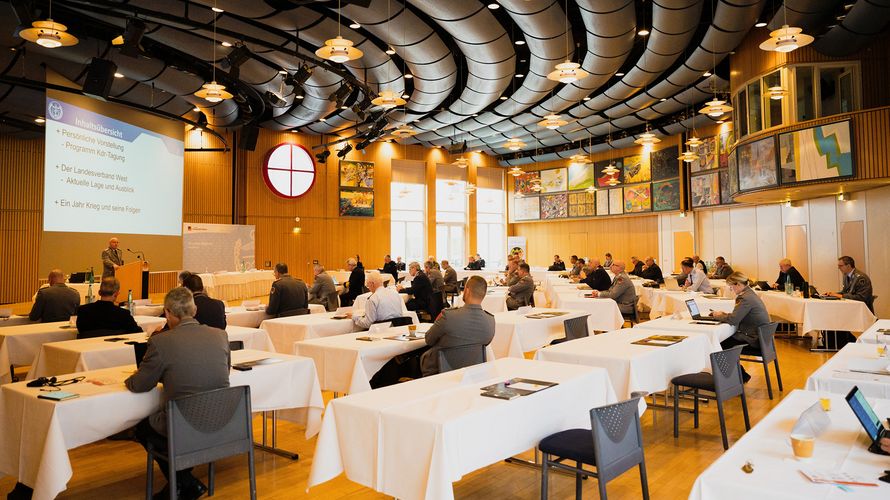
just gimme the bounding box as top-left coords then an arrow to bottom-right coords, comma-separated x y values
464,261 -> 482,270
193,292 -> 227,329
381,261 -> 399,281
639,264 -> 664,284
76,300 -> 141,338
401,271 -> 433,311
29,284 -> 80,323
344,268 -> 366,303
396,262 -> 406,271
548,261 -> 566,271
841,269 -> 874,311
125,318 -> 230,435
582,267 -> 611,291
775,266 -> 806,291
630,261 -> 644,276
266,275 -> 309,317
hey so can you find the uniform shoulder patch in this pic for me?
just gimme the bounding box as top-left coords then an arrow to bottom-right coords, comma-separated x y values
270,287 -> 276,294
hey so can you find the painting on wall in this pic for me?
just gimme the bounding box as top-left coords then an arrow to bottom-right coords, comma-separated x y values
540,168 -> 568,193
595,158 -> 624,187
728,148 -> 739,196
651,145 -> 680,181
514,196 -> 541,221
540,193 -> 568,219
514,171 -> 541,195
623,154 -> 651,183
623,184 -> 652,213
652,179 -> 681,212
719,169 -> 734,205
737,136 -> 777,191
595,189 -> 609,215
608,188 -> 623,215
339,159 -> 374,188
339,159 -> 374,217
689,136 -> 717,173
779,120 -> 854,184
567,162 -> 595,191
568,191 -> 596,217
717,128 -> 733,169
339,189 -> 374,217
690,172 -> 720,208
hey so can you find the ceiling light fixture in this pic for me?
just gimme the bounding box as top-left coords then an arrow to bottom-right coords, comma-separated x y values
211,6 -> 224,13
504,137 -> 526,151
316,1 -> 363,63
391,125 -> 417,138
637,28 -> 650,36
703,71 -> 712,77
385,47 -> 396,55
371,89 -> 406,109
34,117 -> 46,123
548,0 -> 589,84
766,85 -> 788,100
404,73 -> 413,79
18,0 -> 79,49
759,3 -> 814,53
453,156 -> 469,168
194,3 -> 233,103
634,131 -> 661,145
678,150 -> 700,163
686,136 -> 703,149
515,40 -> 525,46
349,21 -> 361,29
114,72 -> 124,78
487,3 -> 500,9
220,41 -> 232,47
699,98 -> 732,117
754,21 -> 767,28
508,166 -> 524,177
538,113 -> 567,130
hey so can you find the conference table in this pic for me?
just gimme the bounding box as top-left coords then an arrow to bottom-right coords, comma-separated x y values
689,390 -> 890,499
856,319 -> 890,344
634,315 -> 736,350
756,291 -> 877,335
224,304 -> 326,328
535,328 -> 714,400
0,316 -> 36,328
805,343 -> 890,398
0,316 -> 167,384
25,326 -> 276,379
329,271 -> 393,287
549,292 -> 626,332
197,270 -> 275,302
0,349 -> 324,500
308,357 -> 617,500
452,287 -> 509,314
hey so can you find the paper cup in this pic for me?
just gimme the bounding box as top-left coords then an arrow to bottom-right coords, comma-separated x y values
790,434 -> 815,460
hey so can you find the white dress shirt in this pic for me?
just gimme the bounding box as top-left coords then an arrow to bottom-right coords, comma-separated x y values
686,268 -> 714,293
353,286 -> 406,330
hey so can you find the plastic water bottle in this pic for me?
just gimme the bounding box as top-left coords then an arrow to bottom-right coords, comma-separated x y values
86,282 -> 94,304
784,276 -> 793,295
127,289 -> 134,316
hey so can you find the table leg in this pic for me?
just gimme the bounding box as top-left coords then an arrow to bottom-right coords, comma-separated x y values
254,411 -> 299,460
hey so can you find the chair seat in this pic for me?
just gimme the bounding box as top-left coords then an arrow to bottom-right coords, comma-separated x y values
671,372 -> 714,391
740,345 -> 761,356
538,428 -> 597,465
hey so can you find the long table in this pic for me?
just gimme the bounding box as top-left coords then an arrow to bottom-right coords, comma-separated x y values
690,390 -> 890,500
224,304 -> 326,328
491,308 -> 589,358
0,349 -> 324,500
634,315 -> 736,350
756,291 -> 876,335
308,357 -> 616,500
198,270 -> 276,302
805,343 -> 890,398
856,319 -> 890,344
549,293 -> 626,332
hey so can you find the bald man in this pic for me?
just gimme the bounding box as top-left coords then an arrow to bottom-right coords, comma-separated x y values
101,237 -> 124,278
588,260 -> 636,314
29,269 -> 80,322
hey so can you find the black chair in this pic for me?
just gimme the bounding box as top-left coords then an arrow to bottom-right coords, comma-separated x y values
540,396 -> 649,500
437,344 -> 487,373
228,340 -> 244,351
76,328 -> 128,340
672,345 -> 750,450
373,316 -> 413,327
621,296 -> 641,327
447,278 -> 468,306
551,314 -> 591,345
426,293 -> 445,322
145,386 -> 256,499
740,322 -> 782,399
323,290 -> 340,312
277,308 -> 310,318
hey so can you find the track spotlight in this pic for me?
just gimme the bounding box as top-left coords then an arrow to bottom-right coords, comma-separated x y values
224,44 -> 252,79
285,64 -> 313,87
337,144 -> 353,158
265,90 -> 287,107
316,150 -> 331,163
328,83 -> 353,108
194,113 -> 208,131
111,18 -> 147,57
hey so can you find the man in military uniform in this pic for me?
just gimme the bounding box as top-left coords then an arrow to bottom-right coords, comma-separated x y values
266,262 -> 309,317
569,255 -> 582,276
502,258 -> 520,286
29,269 -> 80,322
427,261 -> 445,295
101,237 -> 124,278
712,272 -> 771,382
441,259 -> 458,293
827,255 -> 874,309
308,264 -> 338,311
506,263 -> 535,310
588,260 -> 636,314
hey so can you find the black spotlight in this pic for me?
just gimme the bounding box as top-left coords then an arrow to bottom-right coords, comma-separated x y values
289,64 -> 312,86
315,150 -> 331,163
224,44 -> 252,79
328,83 -> 352,106
194,113 -> 208,131
337,143 -> 353,158
116,18 -> 147,58
265,90 -> 287,107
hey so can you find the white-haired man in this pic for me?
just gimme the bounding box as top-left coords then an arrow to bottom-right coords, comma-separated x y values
351,272 -> 405,330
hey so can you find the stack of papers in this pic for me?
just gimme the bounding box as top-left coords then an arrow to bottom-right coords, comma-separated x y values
631,335 -> 687,347
525,311 -> 568,319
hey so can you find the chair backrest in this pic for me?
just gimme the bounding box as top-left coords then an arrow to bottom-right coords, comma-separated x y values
756,322 -> 779,363
563,314 -> 591,341
710,345 -> 745,399
77,328 -> 128,340
869,295 -> 877,314
589,396 -> 645,483
457,277 -> 468,292
437,344 -> 487,373
324,290 -> 340,312
390,316 -> 414,327
277,308 -> 310,318
165,386 -> 254,471
428,292 -> 444,319
228,340 -> 244,351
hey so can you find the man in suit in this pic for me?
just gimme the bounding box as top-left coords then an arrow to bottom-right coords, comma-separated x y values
709,256 -> 734,279
266,262 -> 309,317
502,258 -> 520,286
569,258 -> 587,282
395,256 -> 406,271
827,255 -> 874,309
569,255 -> 583,276
126,287 -> 229,500
548,255 -> 566,271
351,272 -> 406,330
29,269 -> 80,323
399,262 -> 433,314
475,254 -> 486,268
101,237 -> 124,278
427,261 -> 445,295
506,263 -> 535,310
380,254 -> 399,281
183,274 -> 226,329
629,256 -> 644,276
639,256 -> 665,284
588,260 -> 636,314
75,277 -> 141,338
340,257 -> 365,307
692,255 -> 708,274
308,264 -> 337,311
464,255 -> 482,270
420,276 -> 495,376
441,259 -> 458,294
682,259 -> 714,294
771,258 -> 806,291
580,259 -> 611,291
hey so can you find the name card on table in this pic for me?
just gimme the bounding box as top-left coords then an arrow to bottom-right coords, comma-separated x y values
792,402 -> 831,437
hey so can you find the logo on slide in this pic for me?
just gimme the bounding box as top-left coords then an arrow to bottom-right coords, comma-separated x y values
47,100 -> 64,121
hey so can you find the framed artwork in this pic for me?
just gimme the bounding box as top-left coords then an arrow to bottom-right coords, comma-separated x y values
652,179 -> 681,211
719,169 -> 734,205
339,189 -> 374,217
623,154 -> 651,183
608,188 -> 623,215
623,184 -> 652,213
567,162 -> 595,190
690,136 -> 717,173
514,196 -> 540,220
717,128 -> 734,169
541,193 -> 568,219
690,172 -> 720,208
339,159 -> 374,188
737,136 -> 778,191
568,191 -> 596,217
595,189 -> 609,215
514,171 -> 541,195
728,148 -> 739,196
595,159 -> 624,187
779,120 -> 854,184
651,145 -> 680,181
540,168 -> 568,193
338,159 -> 374,217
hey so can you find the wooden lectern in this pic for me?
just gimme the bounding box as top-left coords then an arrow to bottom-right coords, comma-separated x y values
116,261 -> 144,300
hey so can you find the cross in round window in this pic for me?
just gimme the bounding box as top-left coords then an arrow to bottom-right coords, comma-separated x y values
262,143 -> 316,198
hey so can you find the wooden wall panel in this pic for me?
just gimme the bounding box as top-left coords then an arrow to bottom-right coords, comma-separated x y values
183,129 -> 233,224
0,137 -> 43,303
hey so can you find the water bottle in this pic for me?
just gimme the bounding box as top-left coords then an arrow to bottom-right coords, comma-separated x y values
241,259 -> 246,273
784,275 -> 793,295
127,289 -> 134,316
86,282 -> 94,304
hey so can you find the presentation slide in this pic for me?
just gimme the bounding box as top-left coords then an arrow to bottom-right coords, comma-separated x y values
42,97 -> 184,235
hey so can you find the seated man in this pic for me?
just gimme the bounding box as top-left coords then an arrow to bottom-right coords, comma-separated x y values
475,253 -> 486,268
399,262 -> 433,313
395,256 -> 406,271
464,255 -> 481,270
629,256 -> 644,276
580,259 -> 610,291
308,264 -> 337,311
441,259 -> 458,293
506,263 -> 535,310
340,257 -> 365,307
380,254 -> 399,282
427,261 -> 445,296
126,287 -> 230,500
569,258 -> 586,282
75,277 -> 141,338
827,255 -> 874,309
266,262 -> 309,317
29,269 -> 80,323
692,255 -> 708,274
548,255 -> 566,271
709,256 -> 734,279
639,256 -> 664,284
502,258 -> 520,286
682,259 -> 714,294
772,258 -> 806,291
421,276 -> 495,376
588,260 -> 636,314
177,270 -> 193,286
351,272 -> 405,330
569,255 -> 582,276
183,274 -> 226,329
603,253 -> 613,268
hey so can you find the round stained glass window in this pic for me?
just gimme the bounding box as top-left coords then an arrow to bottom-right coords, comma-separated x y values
262,143 -> 316,198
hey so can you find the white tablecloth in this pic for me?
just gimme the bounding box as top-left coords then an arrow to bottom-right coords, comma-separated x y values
756,291 -> 876,335
0,349 -> 323,500
550,293 -> 625,332
491,308 -> 589,358
455,270 -> 500,282
198,270 -> 275,302
224,304 -> 325,328
0,316 -> 167,384
308,357 -> 616,500
536,328 -> 714,399
260,312 -> 357,352
132,304 -> 164,316
634,315 -> 736,350
453,288 -> 509,314
856,319 -> 890,344
662,294 -> 737,318
0,316 -> 36,328
804,343 -> 890,398
689,390 -> 890,500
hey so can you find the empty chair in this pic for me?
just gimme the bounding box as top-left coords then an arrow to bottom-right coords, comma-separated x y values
447,278 -> 467,306
621,296 -> 640,327
551,314 -> 591,345
228,340 -> 244,351
740,322 -> 782,399
144,386 -> 256,499
672,345 -> 750,450
540,396 -> 649,500
323,290 -> 340,312
437,344 -> 486,373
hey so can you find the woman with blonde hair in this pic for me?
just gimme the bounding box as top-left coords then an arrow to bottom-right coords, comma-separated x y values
711,271 -> 771,382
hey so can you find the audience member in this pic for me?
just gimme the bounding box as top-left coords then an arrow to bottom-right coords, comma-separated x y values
441,259 -> 458,293
506,263 -> 535,310
395,256 -> 406,271
177,270 -> 193,285
75,277 -> 140,338
827,255 -> 874,308
266,262 -> 309,317
709,256 -> 734,279
548,255 -> 566,271
351,272 -> 405,330
340,257 -> 365,307
569,255 -> 582,276
475,253 -> 486,268
581,259 -> 610,291
29,269 -> 80,323
639,256 -> 664,284
772,258 -> 806,291
399,261 -> 433,313
711,272 -> 770,382
692,255 -> 708,274
682,259 -> 714,294
182,274 -> 226,329
629,256 -> 644,276
603,252 -> 613,268
427,260 -> 445,295
502,258 -> 520,286
308,264 -> 337,311
380,254 -> 399,281
588,260 -> 636,314
464,255 -> 482,270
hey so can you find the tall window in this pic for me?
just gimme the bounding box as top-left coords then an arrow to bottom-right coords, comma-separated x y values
391,160 -> 426,264
436,164 -> 467,267
476,167 -> 506,270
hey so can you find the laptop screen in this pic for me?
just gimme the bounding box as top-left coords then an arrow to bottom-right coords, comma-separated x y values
132,342 -> 149,368
846,386 -> 883,441
685,299 -> 701,318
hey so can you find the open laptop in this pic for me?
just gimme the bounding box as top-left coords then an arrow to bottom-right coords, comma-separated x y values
845,386 -> 890,455
751,280 -> 771,291
664,277 -> 683,291
685,299 -> 720,324
132,342 -> 149,368
810,285 -> 840,300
